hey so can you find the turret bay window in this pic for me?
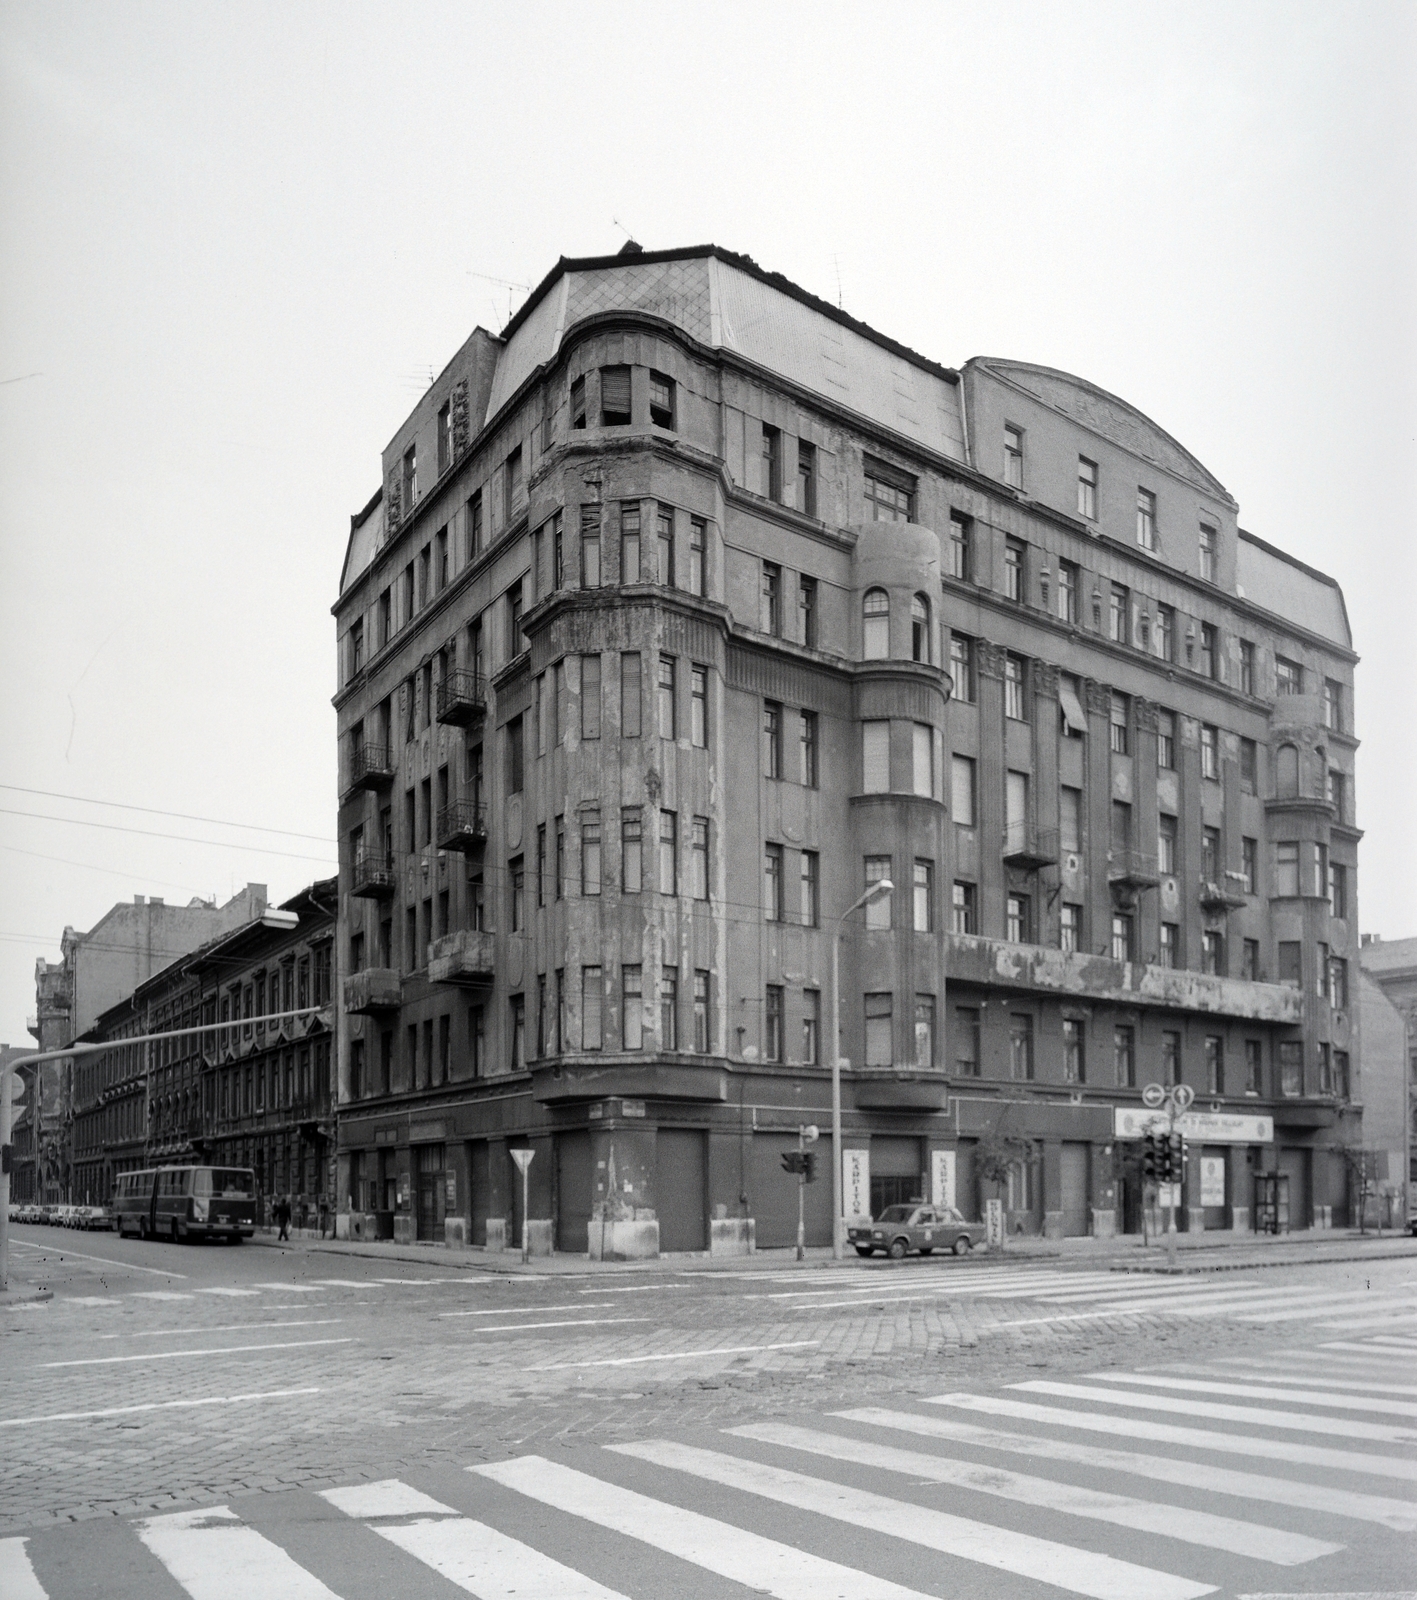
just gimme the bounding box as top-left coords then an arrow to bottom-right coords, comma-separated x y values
649,371 -> 675,429
864,993 -> 893,1067
621,808 -> 642,892
865,856 -> 892,929
600,365 -> 631,426
656,505 -> 675,586
580,507 -> 601,587
862,588 -> 889,658
688,518 -> 706,596
661,968 -> 679,1051
620,503 -> 641,582
911,594 -> 931,662
912,723 -> 935,797
581,968 -> 603,1051
862,721 -> 890,793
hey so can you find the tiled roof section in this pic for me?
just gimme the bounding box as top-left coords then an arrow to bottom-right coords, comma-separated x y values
1236,530 -> 1351,649
1360,936 -> 1417,975
566,256 -> 714,344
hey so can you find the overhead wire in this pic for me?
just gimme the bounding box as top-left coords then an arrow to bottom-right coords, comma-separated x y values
0,785 -> 333,843
0,808 -> 336,864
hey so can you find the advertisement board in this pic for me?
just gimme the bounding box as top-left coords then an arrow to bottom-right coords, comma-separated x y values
1113,1107 -> 1272,1144
842,1148 -> 871,1221
930,1149 -> 956,1212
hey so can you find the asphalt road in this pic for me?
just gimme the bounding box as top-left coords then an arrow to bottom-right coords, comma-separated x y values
2,1226 -> 1415,1598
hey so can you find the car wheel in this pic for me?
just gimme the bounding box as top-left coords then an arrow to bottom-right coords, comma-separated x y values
854,1246 -> 874,1257
887,1237 -> 908,1260
952,1235 -> 972,1256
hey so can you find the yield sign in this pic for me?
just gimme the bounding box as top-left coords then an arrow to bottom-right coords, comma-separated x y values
510,1148 -> 535,1174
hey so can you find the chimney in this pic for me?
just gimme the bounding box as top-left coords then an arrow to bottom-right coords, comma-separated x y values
134,895 -> 145,907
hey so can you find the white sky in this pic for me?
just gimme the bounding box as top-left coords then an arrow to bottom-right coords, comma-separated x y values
1,0 -> 1413,1047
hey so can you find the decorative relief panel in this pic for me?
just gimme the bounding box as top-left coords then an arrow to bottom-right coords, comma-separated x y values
1083,679 -> 1112,716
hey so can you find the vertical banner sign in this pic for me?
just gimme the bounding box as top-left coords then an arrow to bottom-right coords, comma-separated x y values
1156,1182 -> 1181,1209
986,1196 -> 1004,1247
930,1149 -> 956,1212
1199,1156 -> 1225,1208
842,1148 -> 870,1220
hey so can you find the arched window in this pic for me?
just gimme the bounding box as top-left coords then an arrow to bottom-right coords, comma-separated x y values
911,593 -> 931,662
1276,743 -> 1299,798
863,588 -> 890,659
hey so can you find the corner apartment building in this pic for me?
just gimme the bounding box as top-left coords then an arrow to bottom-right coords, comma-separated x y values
71,881 -> 336,1210
1359,934 -> 1415,1197
332,243 -> 1360,1253
22,884 -> 270,1204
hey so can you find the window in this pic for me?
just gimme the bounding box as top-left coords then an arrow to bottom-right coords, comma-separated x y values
506,578 -> 524,658
801,988 -> 819,1065
570,374 -> 586,429
757,698 -> 784,778
1329,860 -> 1348,919
911,594 -> 931,662
620,502 -> 641,583
1003,424 -> 1023,488
948,513 -> 971,581
1006,893 -> 1030,944
1239,737 -> 1257,794
1158,814 -> 1177,875
1063,1018 -> 1085,1083
954,1006 -> 980,1076
864,993 -> 892,1067
863,721 -> 890,793
862,587 -> 889,658
1111,912 -> 1133,962
1323,678 -> 1343,732
1244,1039 -> 1263,1095
554,817 -> 565,900
623,966 -> 643,1050
1054,787 -> 1080,857
1109,583 -> 1130,644
1278,940 -> 1302,989
685,665 -> 708,750
912,722 -> 934,797
764,843 -> 784,921
1152,603 -> 1174,663
1239,640 -> 1256,696
1153,1029 -> 1179,1088
401,442 -> 417,511
1328,956 -> 1349,1011
1276,655 -> 1303,696
1004,653 -> 1027,720
649,370 -> 675,429
694,972 -> 711,1054
798,709 -> 818,787
914,996 -> 936,1069
912,859 -> 933,932
621,808 -> 642,894
1327,768 -> 1346,822
1279,1040 -> 1302,1097
507,854 -> 525,934
1114,1026 -> 1136,1088
509,994 -> 525,1072
1056,559 -> 1078,623
797,439 -> 817,517
536,823 -> 547,907
466,488 -> 484,558
349,618 -> 364,678
1202,929 -> 1225,976
1061,903 -> 1081,952
762,423 -> 782,500
865,856 -> 892,929
659,810 -> 677,894
1198,623 -> 1217,681
505,445 -> 523,513
864,457 -> 915,521
580,654 -> 601,740
688,517 -> 706,597
600,364 -> 631,425
661,968 -> 679,1051
580,506 -> 601,588
1004,538 -> 1025,602
655,504 -> 675,586
1204,1036 -> 1224,1095
1109,692 -> 1129,754
1136,486 -> 1157,549
1202,825 -> 1221,884
762,984 -> 785,1062
506,714 -> 524,794
435,525 -> 449,590
581,817 -> 601,896
1198,523 -> 1217,581
951,755 -> 976,825
1242,938 -> 1259,980
1200,723 -> 1219,780
1274,841 -> 1300,898
1077,457 -> 1098,520
1010,1014 -> 1035,1081
1241,836 -> 1257,895
620,651 -> 641,738
951,881 -> 977,935
1333,1049 -> 1350,1099
657,655 -> 676,740
949,634 -> 975,703
581,967 -> 603,1051
757,559 -> 782,635
793,849 -> 820,928
793,574 -> 818,648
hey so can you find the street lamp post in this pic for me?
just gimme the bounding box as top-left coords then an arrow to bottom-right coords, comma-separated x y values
830,878 -> 893,1260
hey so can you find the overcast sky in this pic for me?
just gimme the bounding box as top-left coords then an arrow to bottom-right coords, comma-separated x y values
1,0 -> 1413,1047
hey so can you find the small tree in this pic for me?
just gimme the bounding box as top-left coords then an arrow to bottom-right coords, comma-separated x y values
1338,1146 -> 1378,1234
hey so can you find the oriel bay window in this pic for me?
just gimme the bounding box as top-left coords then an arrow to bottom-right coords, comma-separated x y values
862,588 -> 889,658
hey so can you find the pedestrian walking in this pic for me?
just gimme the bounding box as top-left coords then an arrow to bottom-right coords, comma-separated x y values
276,1193 -> 292,1242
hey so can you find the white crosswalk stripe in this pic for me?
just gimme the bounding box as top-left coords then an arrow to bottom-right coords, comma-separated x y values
137,1506 -> 342,1599
1084,1371 -> 1417,1419
0,1539 -> 47,1600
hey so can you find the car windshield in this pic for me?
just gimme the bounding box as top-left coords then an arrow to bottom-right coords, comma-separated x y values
876,1205 -> 916,1223
941,1207 -> 965,1223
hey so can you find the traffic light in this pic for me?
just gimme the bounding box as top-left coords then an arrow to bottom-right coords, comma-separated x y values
1141,1132 -> 1159,1181
780,1151 -> 805,1176
802,1151 -> 818,1183
1165,1133 -> 1186,1185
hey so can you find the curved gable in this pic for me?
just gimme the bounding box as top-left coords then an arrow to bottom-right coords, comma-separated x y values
979,358 -> 1234,506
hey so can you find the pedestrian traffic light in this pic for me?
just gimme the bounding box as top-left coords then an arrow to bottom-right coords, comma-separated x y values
780,1151 -> 805,1176
802,1151 -> 818,1183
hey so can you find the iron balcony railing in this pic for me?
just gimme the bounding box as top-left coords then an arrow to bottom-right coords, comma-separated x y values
436,669 -> 487,727
436,800 -> 488,854
351,851 -> 397,898
348,742 -> 396,790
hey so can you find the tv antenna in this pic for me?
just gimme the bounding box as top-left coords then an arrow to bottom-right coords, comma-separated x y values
466,270 -> 531,327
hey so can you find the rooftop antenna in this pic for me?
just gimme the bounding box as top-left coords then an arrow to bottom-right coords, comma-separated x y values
611,216 -> 636,241
467,270 -> 531,329
832,254 -> 844,310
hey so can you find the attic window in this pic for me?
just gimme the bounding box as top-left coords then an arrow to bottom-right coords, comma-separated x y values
570,375 -> 586,430
649,372 -> 675,429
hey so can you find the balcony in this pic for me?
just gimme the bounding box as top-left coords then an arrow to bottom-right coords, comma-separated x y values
1107,849 -> 1160,892
436,669 -> 487,727
351,851 -> 397,899
343,968 -> 401,1015
347,742 -> 396,793
1002,823 -> 1059,870
1199,877 -> 1248,911
427,929 -> 496,988
435,800 -> 488,855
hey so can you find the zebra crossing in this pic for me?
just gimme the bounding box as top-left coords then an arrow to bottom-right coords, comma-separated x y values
4,1336 -> 1413,1599
763,1262 -> 1417,1328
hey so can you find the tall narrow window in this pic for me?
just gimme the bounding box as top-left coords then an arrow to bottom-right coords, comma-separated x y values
1153,603 -> 1174,662
620,503 -> 641,583
581,967 -> 603,1051
1003,424 -> 1023,488
948,513 -> 972,581
570,375 -> 586,429
1109,692 -> 1129,755
764,985 -> 784,1062
1109,583 -> 1129,644
865,856 -> 892,929
1006,893 -> 1030,944
797,574 -> 817,646
655,504 -> 675,586
1004,654 -> 1026,720
1200,723 -> 1219,780
762,423 -> 782,500
691,816 -> 709,901
862,587 -> 889,658
914,996 -> 936,1069
657,655 -> 676,740
661,967 -> 679,1051
580,654 -> 601,740
1111,912 -> 1133,962
505,446 -> 523,514
659,810 -> 677,895
1202,929 -> 1225,976
649,370 -> 675,428
911,594 -> 931,662
1205,1035 -> 1224,1095
764,843 -> 784,922
1239,640 -> 1256,696
799,710 -> 818,787
1011,1014 -> 1035,1081
1158,814 -> 1178,876
761,561 -> 782,635
1056,560 -> 1077,623
1136,487 -> 1157,549
951,755 -> 976,826
1004,539 -> 1025,602
1077,457 -> 1097,519
1060,786 -> 1082,853
506,715 -> 524,795
694,971 -> 711,1053
1199,623 -> 1217,680
690,665 -> 708,748
863,722 -> 890,793
762,699 -> 783,778
580,506 -> 601,588
949,634 -> 975,702
801,989 -> 819,1065
864,993 -> 892,1067
688,517 -> 706,596
797,439 -> 817,516
1063,1018 -> 1085,1083
800,850 -> 820,927
1060,903 -> 1081,952
1114,1026 -> 1136,1088
620,651 -> 641,738
623,966 -> 643,1051
600,365 -> 631,425
954,1006 -> 980,1075
1198,523 -> 1217,581
1323,678 -> 1343,731
912,859 -> 933,932
1157,709 -> 1176,769
1245,1039 -> 1263,1095
621,808 -> 642,893
912,722 -> 934,797
581,816 -> 601,896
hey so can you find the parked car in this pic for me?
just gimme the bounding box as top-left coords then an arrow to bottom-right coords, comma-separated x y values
849,1204 -> 987,1259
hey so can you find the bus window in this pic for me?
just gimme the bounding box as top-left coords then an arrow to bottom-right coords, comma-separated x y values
211,1170 -> 255,1197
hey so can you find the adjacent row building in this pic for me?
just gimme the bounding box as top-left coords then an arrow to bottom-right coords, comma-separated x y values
330,241 -> 1372,1254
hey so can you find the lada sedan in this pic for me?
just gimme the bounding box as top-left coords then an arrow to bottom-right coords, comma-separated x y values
849,1204 -> 986,1259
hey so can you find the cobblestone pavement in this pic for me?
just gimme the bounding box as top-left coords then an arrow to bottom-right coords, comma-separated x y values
2,1226 -> 1414,1534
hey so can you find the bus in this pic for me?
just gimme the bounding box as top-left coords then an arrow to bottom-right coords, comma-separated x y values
114,1166 -> 257,1243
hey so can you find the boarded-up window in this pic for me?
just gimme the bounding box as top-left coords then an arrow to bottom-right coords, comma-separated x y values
620,652 -> 641,738
580,654 -> 601,740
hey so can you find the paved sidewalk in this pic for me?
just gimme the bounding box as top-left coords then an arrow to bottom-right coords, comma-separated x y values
249,1221 -> 1417,1276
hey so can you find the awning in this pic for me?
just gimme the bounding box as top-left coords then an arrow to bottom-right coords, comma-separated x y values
1059,679 -> 1088,735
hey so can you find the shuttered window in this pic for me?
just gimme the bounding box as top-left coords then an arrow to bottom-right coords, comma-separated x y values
600,365 -> 631,425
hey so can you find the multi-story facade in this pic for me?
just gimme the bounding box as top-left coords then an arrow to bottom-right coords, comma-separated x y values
22,885 -> 270,1203
1359,934 -> 1416,1197
332,243 -> 1360,1254
71,881 -> 336,1214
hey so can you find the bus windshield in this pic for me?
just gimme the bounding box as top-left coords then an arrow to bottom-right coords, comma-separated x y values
193,1169 -> 256,1197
